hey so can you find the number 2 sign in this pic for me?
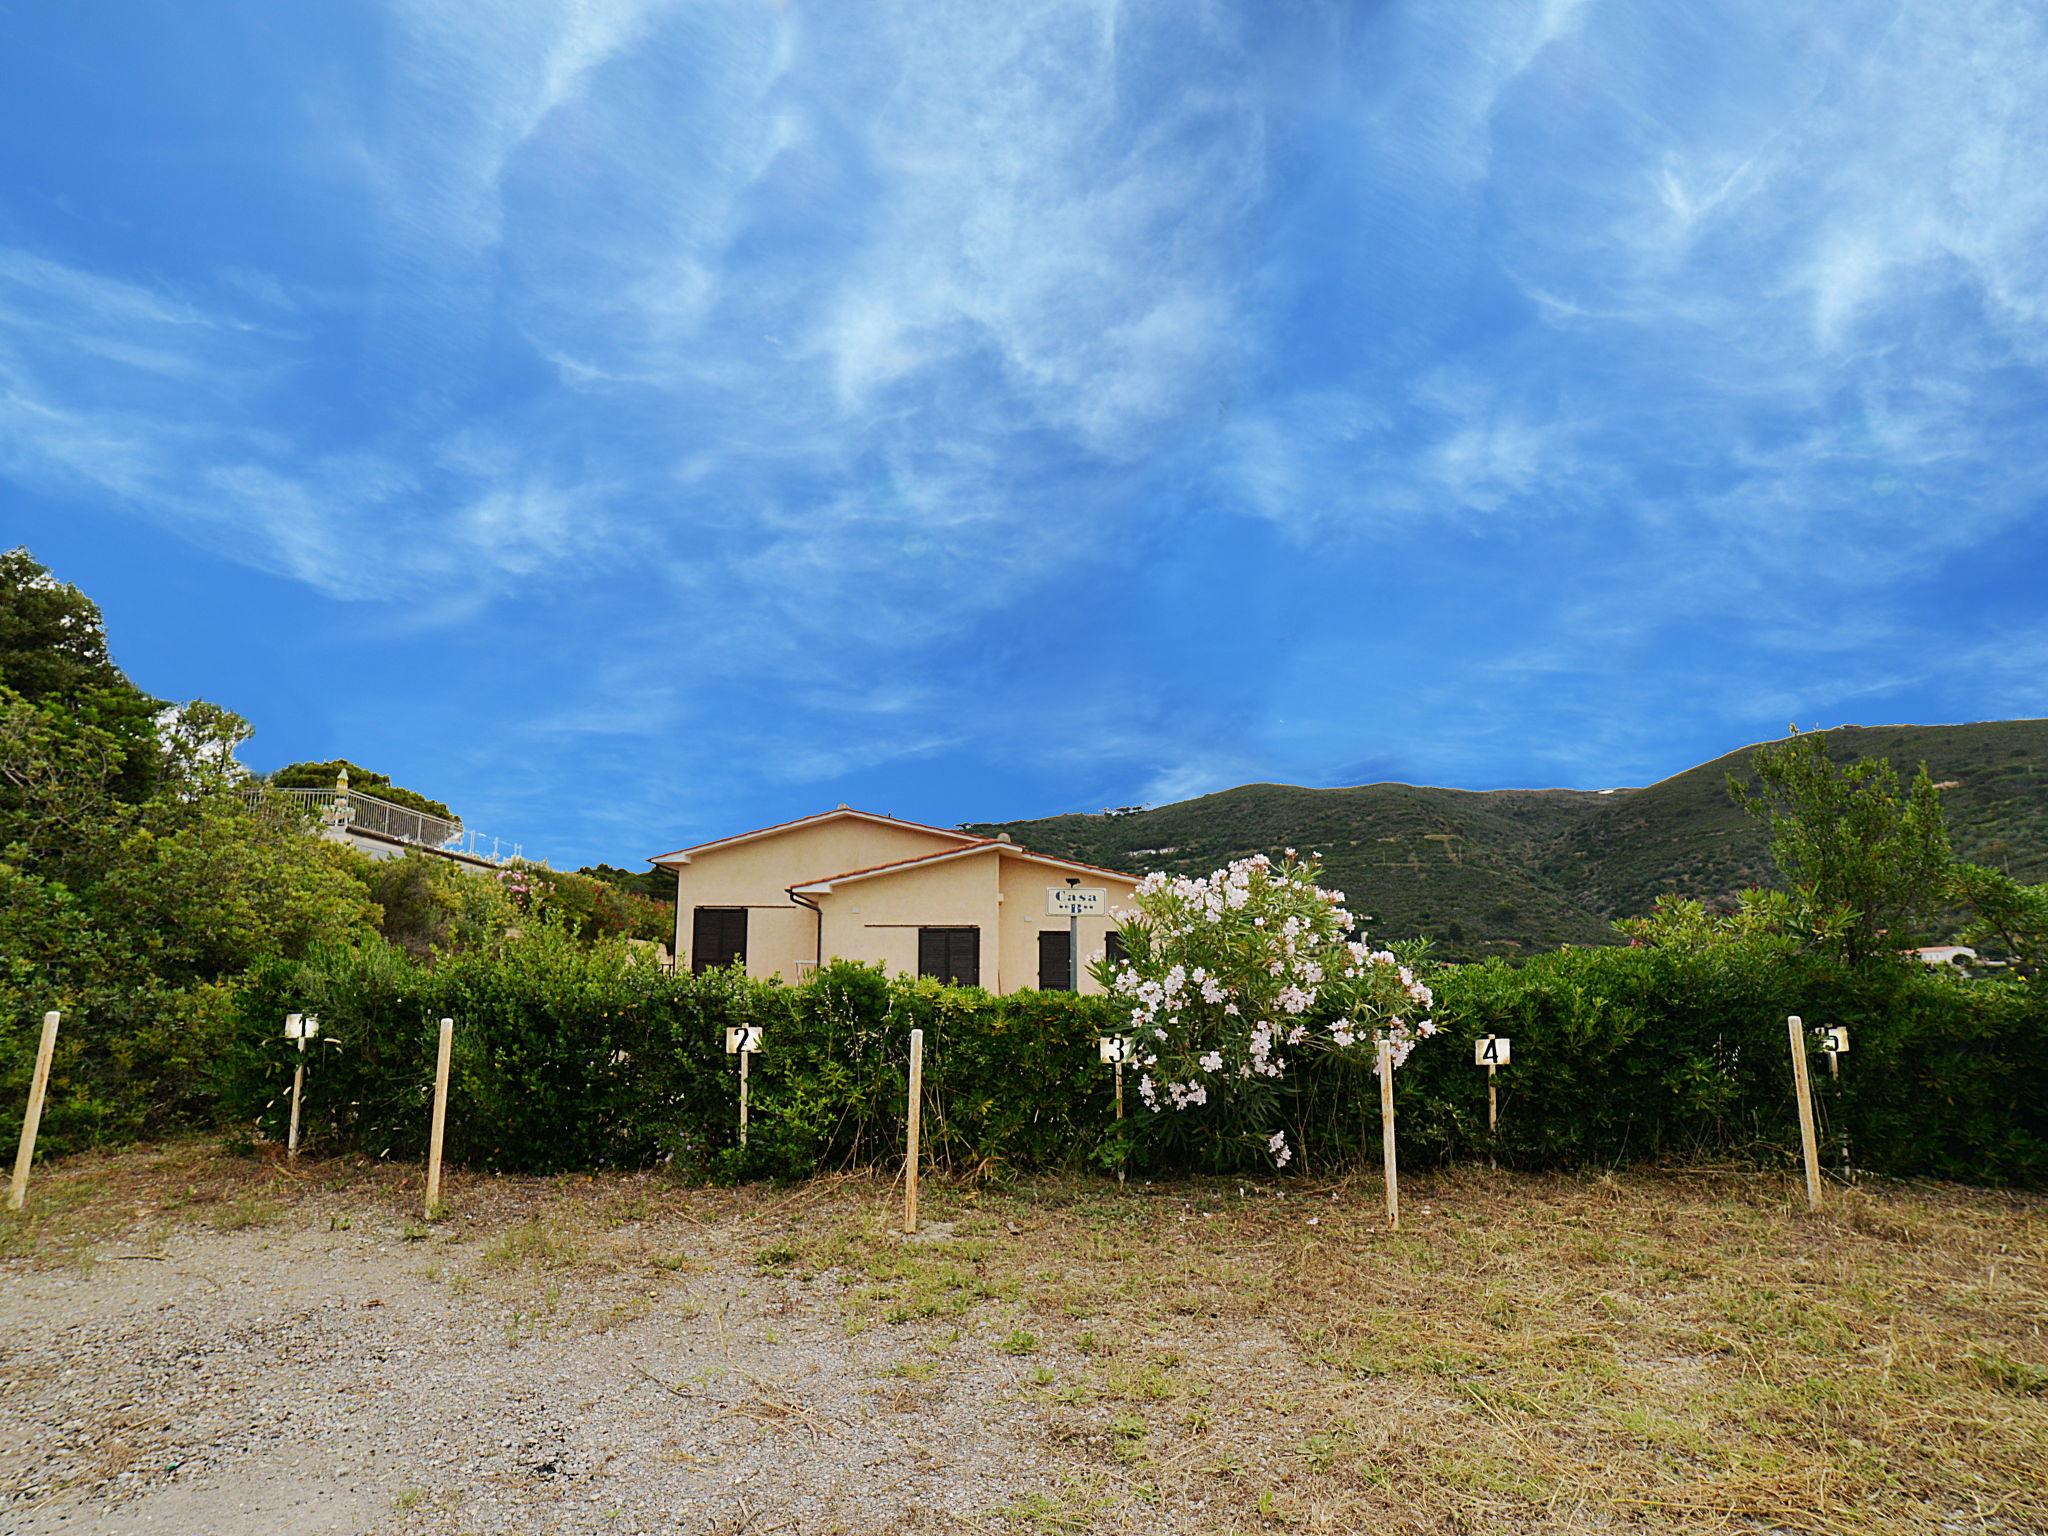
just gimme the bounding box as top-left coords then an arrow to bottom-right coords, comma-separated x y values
725,1027 -> 761,1149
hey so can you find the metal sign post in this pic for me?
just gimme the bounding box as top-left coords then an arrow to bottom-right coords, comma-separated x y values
725,1026 -> 762,1148
1049,882 -> 1106,995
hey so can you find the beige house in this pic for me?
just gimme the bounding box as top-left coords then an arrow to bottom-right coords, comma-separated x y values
648,807 -> 1141,994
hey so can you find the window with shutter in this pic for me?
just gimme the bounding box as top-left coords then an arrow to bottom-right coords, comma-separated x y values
1038,930 -> 1073,991
691,907 -> 748,974
1105,930 -> 1127,967
918,926 -> 979,986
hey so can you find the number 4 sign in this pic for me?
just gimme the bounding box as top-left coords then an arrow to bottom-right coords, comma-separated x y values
1475,1035 -> 1509,1141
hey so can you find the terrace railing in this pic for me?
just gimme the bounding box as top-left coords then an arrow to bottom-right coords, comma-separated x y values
245,786 -> 523,863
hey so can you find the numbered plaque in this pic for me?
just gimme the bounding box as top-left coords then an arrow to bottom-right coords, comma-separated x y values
725,1026 -> 763,1054
1821,1026 -> 1849,1055
284,1013 -> 320,1040
1474,1034 -> 1510,1066
1098,1035 -> 1134,1064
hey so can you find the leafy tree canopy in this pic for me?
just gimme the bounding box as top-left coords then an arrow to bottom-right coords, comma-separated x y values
0,546 -> 139,705
1729,730 -> 1953,966
577,862 -> 673,903
1951,863 -> 2048,980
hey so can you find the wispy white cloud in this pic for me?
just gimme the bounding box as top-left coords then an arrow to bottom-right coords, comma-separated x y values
6,0 -> 2047,865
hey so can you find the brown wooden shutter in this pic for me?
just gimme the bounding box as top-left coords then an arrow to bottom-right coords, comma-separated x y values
1038,930 -> 1072,990
950,927 -> 980,987
918,927 -> 980,985
692,908 -> 747,974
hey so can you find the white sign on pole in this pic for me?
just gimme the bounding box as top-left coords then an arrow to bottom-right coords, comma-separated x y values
1047,887 -> 1106,917
725,1026 -> 763,1054
1821,1026 -> 1849,1054
1474,1035 -> 1510,1066
284,1013 -> 320,1040
1098,1035 -> 1135,1064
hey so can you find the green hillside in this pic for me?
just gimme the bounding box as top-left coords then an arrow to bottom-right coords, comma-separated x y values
971,720 -> 2048,961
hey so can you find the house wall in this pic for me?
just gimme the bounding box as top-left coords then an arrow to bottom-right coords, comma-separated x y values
996,857 -> 1139,995
808,851 -> 1140,995
666,818 -> 974,982
813,852 -> 1003,983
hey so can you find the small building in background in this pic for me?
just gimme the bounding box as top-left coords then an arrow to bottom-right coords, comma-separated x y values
1905,944 -> 1981,968
648,807 -> 1139,994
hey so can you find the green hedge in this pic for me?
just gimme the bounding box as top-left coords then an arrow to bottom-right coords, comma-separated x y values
22,925 -> 2048,1187
1379,945 -> 2047,1185
216,926 -> 1130,1179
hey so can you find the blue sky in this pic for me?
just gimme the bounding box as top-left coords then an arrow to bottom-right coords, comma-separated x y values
4,1 -> 2047,870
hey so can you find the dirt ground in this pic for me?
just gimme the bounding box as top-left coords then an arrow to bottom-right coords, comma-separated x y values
2,1145 -> 2044,1536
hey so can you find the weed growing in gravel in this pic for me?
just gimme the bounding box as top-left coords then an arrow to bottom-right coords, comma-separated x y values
481,1218 -> 582,1272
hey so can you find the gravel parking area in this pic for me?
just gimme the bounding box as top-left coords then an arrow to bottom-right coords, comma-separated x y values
4,1144 -> 2045,1535
2,1151 -> 1072,1535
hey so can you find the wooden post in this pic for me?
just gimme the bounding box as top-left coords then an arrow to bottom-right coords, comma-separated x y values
738,1046 -> 750,1150
1378,1038 -> 1399,1232
1114,1058 -> 1124,1121
1487,1063 -> 1498,1136
903,1027 -> 924,1235
8,1011 -> 60,1212
1787,1014 -> 1821,1213
287,1037 -> 307,1160
425,1016 -> 454,1218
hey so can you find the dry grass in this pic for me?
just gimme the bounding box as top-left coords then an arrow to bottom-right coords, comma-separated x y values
5,1143 -> 2044,1534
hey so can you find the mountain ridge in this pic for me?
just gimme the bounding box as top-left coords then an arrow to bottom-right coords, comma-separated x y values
969,719 -> 2048,960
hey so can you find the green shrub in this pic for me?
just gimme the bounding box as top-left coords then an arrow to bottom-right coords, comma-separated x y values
63,924 -> 2048,1190
1371,945 -> 2047,1185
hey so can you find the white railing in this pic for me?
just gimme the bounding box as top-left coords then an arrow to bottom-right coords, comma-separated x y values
245,786 -> 524,863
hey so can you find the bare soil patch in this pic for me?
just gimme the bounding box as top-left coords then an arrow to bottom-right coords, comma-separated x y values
3,1144 -> 2044,1534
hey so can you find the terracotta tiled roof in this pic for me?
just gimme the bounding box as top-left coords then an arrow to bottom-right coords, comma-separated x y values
789,840 -> 1139,893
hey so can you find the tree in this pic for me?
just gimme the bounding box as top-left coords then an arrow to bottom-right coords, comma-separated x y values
0,546 -> 133,702
1614,887 -> 1798,952
578,862 -> 674,903
0,548 -> 164,804
1950,863 -> 2048,979
1728,731 -> 1952,966
363,850 -> 518,958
